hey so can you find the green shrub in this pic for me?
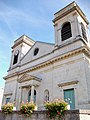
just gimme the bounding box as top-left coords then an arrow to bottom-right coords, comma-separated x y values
44,99 -> 68,119
1,103 -> 14,114
20,102 -> 36,116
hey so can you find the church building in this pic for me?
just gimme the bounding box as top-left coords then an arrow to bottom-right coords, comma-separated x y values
3,2 -> 90,110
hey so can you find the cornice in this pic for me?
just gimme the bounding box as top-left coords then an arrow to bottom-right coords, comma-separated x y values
4,46 -> 90,80
3,72 -> 18,80
19,46 -> 90,74
4,92 -> 12,96
12,39 -> 34,49
58,80 -> 79,87
53,5 -> 89,25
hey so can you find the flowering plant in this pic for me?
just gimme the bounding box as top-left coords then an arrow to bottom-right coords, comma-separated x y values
1,103 -> 14,114
20,102 -> 36,116
44,99 -> 68,119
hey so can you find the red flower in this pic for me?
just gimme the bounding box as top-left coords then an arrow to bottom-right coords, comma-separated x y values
57,111 -> 60,115
48,112 -> 50,114
48,111 -> 50,116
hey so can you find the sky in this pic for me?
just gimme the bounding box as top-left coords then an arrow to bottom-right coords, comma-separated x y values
0,0 -> 90,88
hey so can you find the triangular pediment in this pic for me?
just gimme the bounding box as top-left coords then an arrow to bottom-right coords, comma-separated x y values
17,74 -> 41,83
21,41 -> 54,65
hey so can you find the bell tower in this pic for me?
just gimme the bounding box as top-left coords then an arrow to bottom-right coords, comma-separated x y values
53,1 -> 89,47
9,35 -> 35,70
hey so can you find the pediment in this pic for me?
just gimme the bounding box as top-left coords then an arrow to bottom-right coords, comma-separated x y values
17,74 -> 42,83
21,41 -> 54,65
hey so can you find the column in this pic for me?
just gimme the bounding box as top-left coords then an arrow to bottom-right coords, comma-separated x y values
17,87 -> 22,110
23,88 -> 27,103
76,17 -> 82,37
54,23 -> 58,47
58,27 -> 61,45
72,13 -> 81,38
31,85 -> 34,102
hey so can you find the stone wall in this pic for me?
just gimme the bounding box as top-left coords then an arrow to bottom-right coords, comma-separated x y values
0,110 -> 90,120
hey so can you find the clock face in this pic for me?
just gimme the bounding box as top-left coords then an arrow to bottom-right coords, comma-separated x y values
14,50 -> 19,56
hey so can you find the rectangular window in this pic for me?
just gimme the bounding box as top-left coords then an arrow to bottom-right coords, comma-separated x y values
6,97 -> 10,104
64,88 -> 75,109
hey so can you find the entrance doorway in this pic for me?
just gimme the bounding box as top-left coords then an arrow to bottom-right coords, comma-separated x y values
64,88 -> 75,109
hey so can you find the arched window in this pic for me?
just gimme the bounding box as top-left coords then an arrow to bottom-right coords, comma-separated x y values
28,90 -> 31,102
81,23 -> 87,41
61,22 -> 72,41
44,90 -> 49,102
13,50 -> 19,65
28,89 -> 36,103
34,90 -> 36,103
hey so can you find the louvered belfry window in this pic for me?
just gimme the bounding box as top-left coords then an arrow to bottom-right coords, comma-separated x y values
61,22 -> 72,41
81,23 -> 87,41
13,50 -> 19,65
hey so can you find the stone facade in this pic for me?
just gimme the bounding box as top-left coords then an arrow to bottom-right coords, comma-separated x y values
0,110 -> 90,120
3,1 -> 90,110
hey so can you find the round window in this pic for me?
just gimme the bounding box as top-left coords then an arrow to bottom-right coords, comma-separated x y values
34,48 -> 39,56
